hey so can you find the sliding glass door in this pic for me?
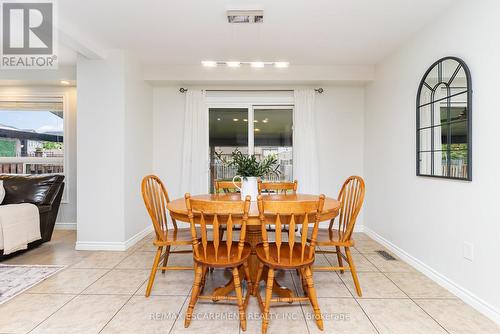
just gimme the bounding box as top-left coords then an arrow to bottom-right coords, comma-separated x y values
253,107 -> 293,181
209,108 -> 249,189
209,105 -> 293,192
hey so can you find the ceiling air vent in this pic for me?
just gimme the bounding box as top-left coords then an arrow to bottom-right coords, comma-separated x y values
227,9 -> 263,23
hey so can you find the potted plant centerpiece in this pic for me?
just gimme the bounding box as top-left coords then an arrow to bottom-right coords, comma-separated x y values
215,149 -> 280,201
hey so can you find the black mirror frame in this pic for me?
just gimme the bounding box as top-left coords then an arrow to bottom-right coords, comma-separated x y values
416,56 -> 472,181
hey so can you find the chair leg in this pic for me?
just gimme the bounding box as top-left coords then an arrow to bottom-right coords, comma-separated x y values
253,262 -> 264,296
233,267 -> 247,331
345,247 -> 362,297
298,268 -> 308,296
262,268 -> 274,334
335,246 -> 344,274
145,246 -> 162,297
200,265 -> 208,292
303,266 -> 324,330
185,264 -> 203,328
161,245 -> 171,274
242,261 -> 253,308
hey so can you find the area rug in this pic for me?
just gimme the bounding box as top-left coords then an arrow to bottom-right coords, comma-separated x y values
0,264 -> 65,304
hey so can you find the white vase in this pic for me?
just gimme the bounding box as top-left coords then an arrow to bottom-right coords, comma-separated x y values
232,176 -> 259,201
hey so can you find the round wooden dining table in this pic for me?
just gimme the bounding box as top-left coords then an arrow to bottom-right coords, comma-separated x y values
167,193 -> 341,299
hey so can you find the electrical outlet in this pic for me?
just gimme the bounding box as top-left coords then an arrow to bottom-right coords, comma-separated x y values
463,242 -> 474,261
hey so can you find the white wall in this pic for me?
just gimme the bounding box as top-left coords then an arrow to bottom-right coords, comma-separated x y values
316,87 -> 365,218
152,87 -> 185,201
364,0 -> 500,322
123,56 -> 153,241
0,85 -> 77,226
77,50 -> 153,249
153,85 -> 365,226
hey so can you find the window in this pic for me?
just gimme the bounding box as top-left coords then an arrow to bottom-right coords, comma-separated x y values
209,105 -> 293,192
416,57 -> 472,180
0,96 -> 67,198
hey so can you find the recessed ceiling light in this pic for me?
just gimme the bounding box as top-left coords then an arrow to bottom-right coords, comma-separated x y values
233,118 -> 239,121
60,80 -> 70,85
227,10 -> 264,24
202,61 -> 217,67
226,61 -> 240,68
200,61 -> 290,68
262,119 -> 269,123
254,128 -> 261,132
274,62 -> 289,68
217,118 -> 221,121
251,62 -> 265,68
254,120 -> 258,123
243,119 -> 248,122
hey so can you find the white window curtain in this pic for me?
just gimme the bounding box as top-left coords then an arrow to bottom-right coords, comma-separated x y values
180,90 -> 209,194
293,89 -> 319,194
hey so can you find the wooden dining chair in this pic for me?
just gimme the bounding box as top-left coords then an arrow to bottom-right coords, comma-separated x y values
184,194 -> 253,331
214,180 -> 241,193
259,180 -> 298,233
254,194 -> 326,334
308,176 -> 365,297
258,180 -> 298,194
215,180 -> 242,243
141,175 -> 193,297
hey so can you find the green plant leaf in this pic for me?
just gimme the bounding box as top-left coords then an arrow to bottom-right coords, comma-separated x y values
216,148 -> 281,178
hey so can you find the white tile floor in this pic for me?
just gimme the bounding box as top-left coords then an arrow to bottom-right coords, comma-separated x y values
1,230 -> 499,334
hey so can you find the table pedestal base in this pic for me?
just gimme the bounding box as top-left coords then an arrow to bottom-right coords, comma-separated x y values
212,225 -> 294,300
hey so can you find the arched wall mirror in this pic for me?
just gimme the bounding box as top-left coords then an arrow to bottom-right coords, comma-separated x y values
416,56 -> 472,180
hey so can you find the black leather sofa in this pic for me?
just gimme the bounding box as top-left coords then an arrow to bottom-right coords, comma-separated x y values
0,174 -> 65,258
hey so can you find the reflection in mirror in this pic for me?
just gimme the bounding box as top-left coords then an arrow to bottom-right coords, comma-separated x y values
417,57 -> 471,180
419,151 -> 446,177
424,65 -> 439,89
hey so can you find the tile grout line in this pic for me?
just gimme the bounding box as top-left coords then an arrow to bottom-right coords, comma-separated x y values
381,271 -> 451,334
99,235 -> 189,333
25,233 -> 151,334
322,245 -> 381,334
25,293 -> 79,334
97,277 -> 149,333
358,242 -> 452,334
26,266 -> 113,333
358,244 -> 452,332
168,264 -> 194,334
7,232 -> 467,334
167,293 -> 191,334
288,269 -> 312,334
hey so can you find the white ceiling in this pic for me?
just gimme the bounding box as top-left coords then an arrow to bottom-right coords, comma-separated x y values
59,0 -> 454,66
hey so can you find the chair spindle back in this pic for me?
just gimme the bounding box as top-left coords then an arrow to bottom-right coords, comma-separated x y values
185,194 -> 251,261
257,194 -> 325,264
141,175 -> 175,242
258,180 -> 298,195
329,176 -> 365,242
214,180 -> 241,193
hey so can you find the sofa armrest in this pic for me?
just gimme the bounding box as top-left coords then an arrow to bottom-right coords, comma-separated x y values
0,174 -> 65,206
37,205 -> 52,215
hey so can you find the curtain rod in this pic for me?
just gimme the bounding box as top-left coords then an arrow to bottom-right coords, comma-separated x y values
178,88 -> 324,94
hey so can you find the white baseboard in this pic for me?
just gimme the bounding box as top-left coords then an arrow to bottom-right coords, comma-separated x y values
363,226 -> 500,326
124,225 -> 153,250
74,241 -> 127,251
354,224 -> 364,233
75,225 -> 153,251
54,222 -> 77,230
319,221 -> 364,232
